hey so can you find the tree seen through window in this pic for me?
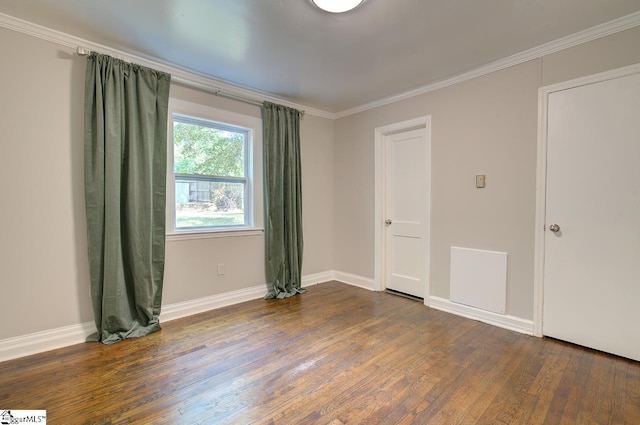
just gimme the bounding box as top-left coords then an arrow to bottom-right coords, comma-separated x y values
173,117 -> 248,228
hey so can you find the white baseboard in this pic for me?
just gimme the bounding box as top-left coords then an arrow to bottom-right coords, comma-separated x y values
1,272 -> 535,363
159,283 -> 268,323
332,271 -> 376,291
0,271 -> 336,363
163,270 -> 338,324
331,272 -> 534,337
429,296 -> 534,335
0,321 -> 97,363
302,270 -> 335,287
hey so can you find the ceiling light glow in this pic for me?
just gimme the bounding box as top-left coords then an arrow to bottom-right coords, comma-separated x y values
312,0 -> 365,13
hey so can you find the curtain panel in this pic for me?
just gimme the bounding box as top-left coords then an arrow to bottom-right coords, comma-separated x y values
262,102 -> 305,299
84,52 -> 171,344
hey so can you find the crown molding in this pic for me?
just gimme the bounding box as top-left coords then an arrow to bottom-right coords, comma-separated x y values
0,12 -> 335,120
334,11 -> 640,119
2,10 -> 639,121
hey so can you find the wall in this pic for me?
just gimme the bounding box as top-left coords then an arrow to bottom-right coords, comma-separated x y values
0,26 -> 335,340
1,14 -> 638,344
163,85 -> 335,305
0,27 -> 92,339
333,26 -> 640,321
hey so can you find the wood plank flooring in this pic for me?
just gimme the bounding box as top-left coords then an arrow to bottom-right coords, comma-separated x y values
1,281 -> 639,424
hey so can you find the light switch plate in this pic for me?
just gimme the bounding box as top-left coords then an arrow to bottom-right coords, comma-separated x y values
476,175 -> 486,188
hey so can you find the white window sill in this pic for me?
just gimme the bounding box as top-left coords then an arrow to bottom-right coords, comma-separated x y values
166,228 -> 264,242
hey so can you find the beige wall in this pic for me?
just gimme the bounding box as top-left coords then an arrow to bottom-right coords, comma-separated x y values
333,26 -> 640,320
0,28 -> 93,339
163,85 -> 335,305
334,62 -> 540,318
0,27 -> 335,339
300,114 -> 336,274
542,26 -> 640,86
1,19 -> 638,340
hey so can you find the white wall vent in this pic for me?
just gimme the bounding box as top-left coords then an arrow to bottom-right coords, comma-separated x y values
450,247 -> 507,314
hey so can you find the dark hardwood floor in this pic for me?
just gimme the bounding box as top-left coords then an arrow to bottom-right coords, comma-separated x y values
1,281 -> 639,424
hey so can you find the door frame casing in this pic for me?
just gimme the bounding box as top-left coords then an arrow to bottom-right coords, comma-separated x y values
533,63 -> 640,337
374,116 -> 432,305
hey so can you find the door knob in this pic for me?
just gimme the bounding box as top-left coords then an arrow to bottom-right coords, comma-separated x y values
549,224 -> 560,233
385,219 -> 392,225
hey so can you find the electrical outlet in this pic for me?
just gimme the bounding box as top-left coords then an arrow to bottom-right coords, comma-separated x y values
217,263 -> 225,276
476,174 -> 486,188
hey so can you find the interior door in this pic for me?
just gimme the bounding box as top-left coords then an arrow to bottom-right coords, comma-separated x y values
543,71 -> 640,361
384,129 -> 426,298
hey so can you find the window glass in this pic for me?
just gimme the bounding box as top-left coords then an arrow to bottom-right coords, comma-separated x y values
173,119 -> 245,177
172,114 -> 249,230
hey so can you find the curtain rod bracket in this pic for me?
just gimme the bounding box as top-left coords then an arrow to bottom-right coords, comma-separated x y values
76,46 -> 92,56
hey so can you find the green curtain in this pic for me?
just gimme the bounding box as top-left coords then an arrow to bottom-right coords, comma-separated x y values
84,52 -> 171,344
262,102 -> 305,299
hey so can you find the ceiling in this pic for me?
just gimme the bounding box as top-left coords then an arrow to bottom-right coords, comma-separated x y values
1,0 -> 639,113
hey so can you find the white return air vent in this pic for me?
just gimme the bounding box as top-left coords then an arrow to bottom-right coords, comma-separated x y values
450,247 -> 507,314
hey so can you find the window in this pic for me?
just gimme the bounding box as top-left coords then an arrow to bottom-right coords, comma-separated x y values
173,114 -> 248,228
167,99 -> 263,238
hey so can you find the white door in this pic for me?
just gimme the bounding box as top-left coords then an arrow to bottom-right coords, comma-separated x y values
384,129 -> 427,298
543,71 -> 640,361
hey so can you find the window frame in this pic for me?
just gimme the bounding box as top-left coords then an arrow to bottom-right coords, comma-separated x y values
166,99 -> 264,240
